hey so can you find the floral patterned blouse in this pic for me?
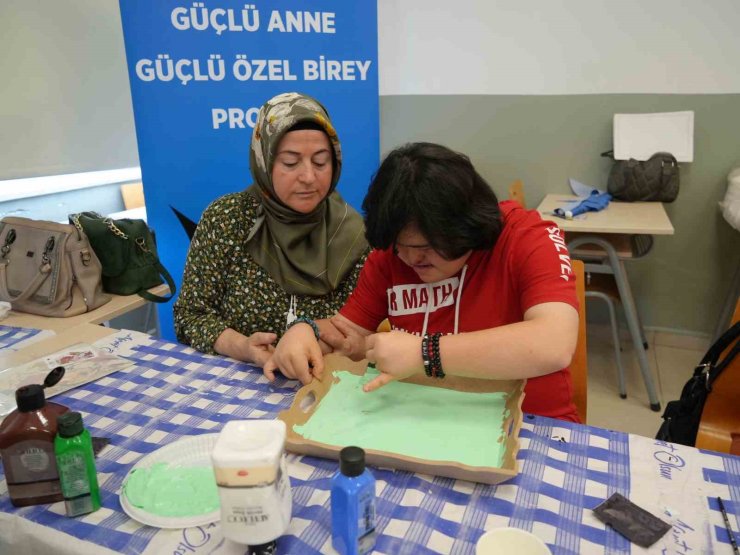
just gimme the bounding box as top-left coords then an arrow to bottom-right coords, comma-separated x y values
173,191 -> 368,354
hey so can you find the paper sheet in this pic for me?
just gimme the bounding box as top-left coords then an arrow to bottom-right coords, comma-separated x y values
0,343 -> 133,417
614,111 -> 694,162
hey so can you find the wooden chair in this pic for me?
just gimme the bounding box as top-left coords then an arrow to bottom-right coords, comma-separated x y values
120,181 -> 145,210
508,179 -> 527,209
571,259 -> 589,423
695,296 -> 740,454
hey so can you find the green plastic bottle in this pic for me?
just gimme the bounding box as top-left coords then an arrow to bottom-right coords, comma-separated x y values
54,412 -> 101,517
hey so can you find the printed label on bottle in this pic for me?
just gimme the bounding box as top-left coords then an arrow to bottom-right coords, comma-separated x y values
224,503 -> 271,526
57,453 -> 91,498
20,447 -> 50,472
64,495 -> 95,517
357,489 -> 376,554
0,440 -> 58,484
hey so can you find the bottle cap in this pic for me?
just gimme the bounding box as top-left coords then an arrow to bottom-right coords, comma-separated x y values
15,384 -> 46,412
57,412 -> 84,438
248,541 -> 277,555
339,446 -> 366,477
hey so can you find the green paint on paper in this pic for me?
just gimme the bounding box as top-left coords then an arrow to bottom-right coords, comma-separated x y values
294,369 -> 510,468
124,463 -> 219,517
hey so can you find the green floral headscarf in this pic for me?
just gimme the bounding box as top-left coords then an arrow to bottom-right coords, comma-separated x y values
246,92 -> 368,296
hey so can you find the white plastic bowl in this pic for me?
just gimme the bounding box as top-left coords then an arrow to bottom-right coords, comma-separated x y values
476,527 -> 552,555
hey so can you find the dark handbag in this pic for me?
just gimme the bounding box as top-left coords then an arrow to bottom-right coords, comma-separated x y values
70,212 -> 175,303
0,217 -> 110,316
601,150 -> 680,202
656,322 -> 740,446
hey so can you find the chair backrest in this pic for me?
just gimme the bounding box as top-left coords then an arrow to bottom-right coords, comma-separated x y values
571,259 -> 589,423
120,181 -> 145,210
508,180 -> 527,209
696,295 -> 740,454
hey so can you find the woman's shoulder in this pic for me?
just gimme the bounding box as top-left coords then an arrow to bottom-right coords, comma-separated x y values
197,190 -> 260,232
202,190 -> 258,219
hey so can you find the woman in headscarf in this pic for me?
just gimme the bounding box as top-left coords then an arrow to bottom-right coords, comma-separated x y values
174,92 -> 369,372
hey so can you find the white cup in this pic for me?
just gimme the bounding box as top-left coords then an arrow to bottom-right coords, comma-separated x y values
476,527 -> 552,555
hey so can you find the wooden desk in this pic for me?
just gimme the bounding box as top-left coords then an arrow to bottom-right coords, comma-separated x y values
536,194 -> 675,235
1,284 -> 169,333
536,195 -> 675,411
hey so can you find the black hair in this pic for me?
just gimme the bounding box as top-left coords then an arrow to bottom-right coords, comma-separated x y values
287,120 -> 326,133
362,142 -> 503,259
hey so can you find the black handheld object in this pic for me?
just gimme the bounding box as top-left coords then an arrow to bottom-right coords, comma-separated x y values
43,366 -> 65,389
718,497 -> 739,555
593,493 -> 671,548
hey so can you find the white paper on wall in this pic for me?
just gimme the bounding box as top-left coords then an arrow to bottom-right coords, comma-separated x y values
613,111 -> 694,162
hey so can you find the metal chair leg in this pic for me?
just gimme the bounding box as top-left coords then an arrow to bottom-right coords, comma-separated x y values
585,291 -> 627,399
569,236 -> 661,411
633,304 -> 649,350
612,258 -> 661,411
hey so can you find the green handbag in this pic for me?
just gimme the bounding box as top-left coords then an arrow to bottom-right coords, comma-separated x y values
70,212 -> 175,302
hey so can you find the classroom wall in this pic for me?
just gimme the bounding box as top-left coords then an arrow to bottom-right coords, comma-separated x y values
379,94 -> 740,334
1,1 -> 738,335
0,184 -> 124,222
0,0 -> 138,179
376,0 -> 740,336
377,0 -> 740,96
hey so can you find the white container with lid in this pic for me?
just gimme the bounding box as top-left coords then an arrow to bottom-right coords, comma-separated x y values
211,420 -> 292,547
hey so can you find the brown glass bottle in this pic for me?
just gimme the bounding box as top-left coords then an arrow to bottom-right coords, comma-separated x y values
0,384 -> 69,507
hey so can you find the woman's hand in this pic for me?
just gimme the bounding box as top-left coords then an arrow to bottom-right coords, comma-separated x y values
263,323 -> 323,384
214,329 -> 276,367
243,332 -> 278,367
363,330 -> 424,392
329,316 -> 369,361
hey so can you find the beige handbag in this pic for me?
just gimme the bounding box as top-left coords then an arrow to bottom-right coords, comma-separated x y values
0,217 -> 111,317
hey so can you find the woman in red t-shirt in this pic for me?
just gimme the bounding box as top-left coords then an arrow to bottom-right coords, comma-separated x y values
265,142 -> 580,422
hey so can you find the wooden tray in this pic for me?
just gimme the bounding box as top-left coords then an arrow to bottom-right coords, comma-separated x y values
277,353 -> 524,485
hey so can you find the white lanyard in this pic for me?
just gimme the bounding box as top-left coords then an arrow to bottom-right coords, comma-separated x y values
286,295 -> 297,328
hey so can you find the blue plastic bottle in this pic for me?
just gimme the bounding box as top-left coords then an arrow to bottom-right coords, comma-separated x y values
331,446 -> 376,555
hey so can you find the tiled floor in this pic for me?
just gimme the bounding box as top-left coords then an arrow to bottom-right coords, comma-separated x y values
585,323 -> 710,438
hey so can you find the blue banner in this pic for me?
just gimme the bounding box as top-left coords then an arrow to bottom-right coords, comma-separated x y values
118,1 -> 379,339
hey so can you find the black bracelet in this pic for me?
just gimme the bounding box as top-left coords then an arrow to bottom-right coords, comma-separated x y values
421,333 -> 445,379
286,317 -> 320,341
429,333 -> 445,378
431,333 -> 445,379
421,334 -> 432,377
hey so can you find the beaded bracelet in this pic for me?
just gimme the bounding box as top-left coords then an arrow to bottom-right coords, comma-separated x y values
421,334 -> 432,377
286,316 -> 320,341
421,332 -> 445,379
430,333 -> 445,379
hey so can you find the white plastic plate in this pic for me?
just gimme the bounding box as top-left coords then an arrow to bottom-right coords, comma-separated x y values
119,433 -> 221,528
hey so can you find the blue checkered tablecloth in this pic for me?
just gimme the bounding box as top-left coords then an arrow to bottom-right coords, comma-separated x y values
0,324 -> 46,351
0,330 -> 738,555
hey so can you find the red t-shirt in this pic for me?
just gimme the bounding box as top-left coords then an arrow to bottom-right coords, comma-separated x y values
340,201 -> 580,422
